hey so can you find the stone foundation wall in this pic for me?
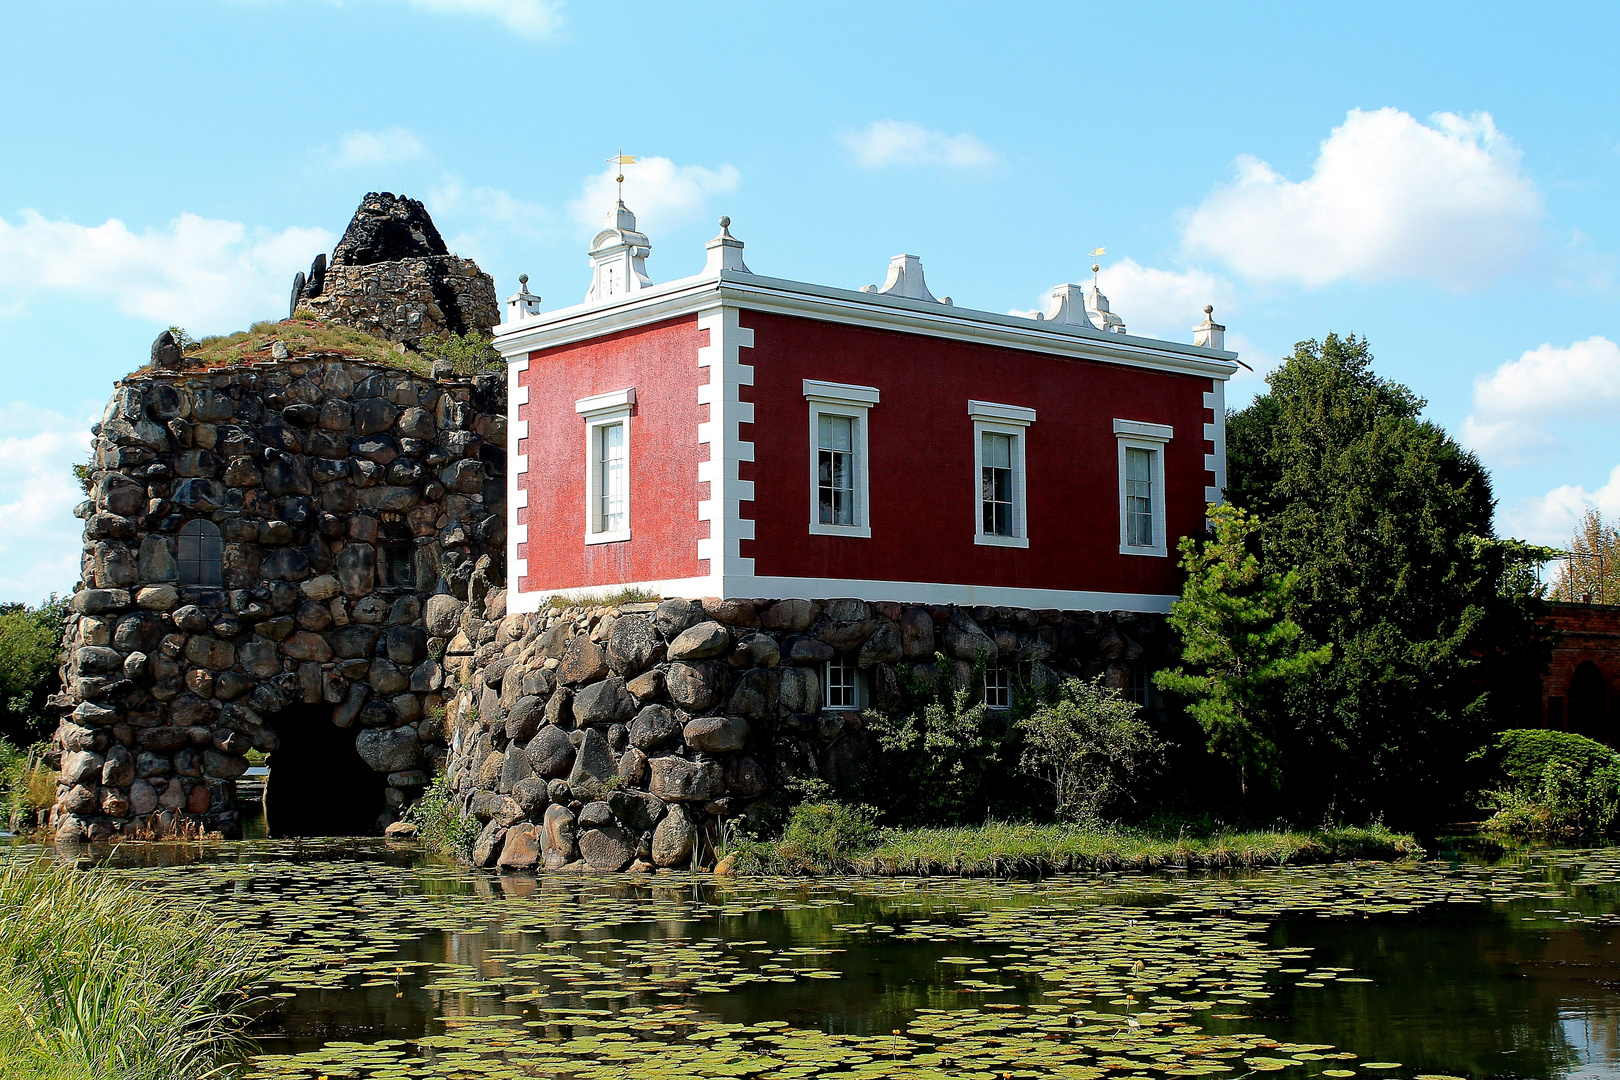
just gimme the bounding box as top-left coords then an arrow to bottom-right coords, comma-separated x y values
440,592 -> 1167,872
52,355 -> 506,841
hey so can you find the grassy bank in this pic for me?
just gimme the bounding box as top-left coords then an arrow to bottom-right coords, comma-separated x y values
0,858 -> 260,1080
735,816 -> 1423,877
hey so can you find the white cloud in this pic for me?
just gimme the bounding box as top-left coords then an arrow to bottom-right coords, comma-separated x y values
1183,108 -> 1543,289
0,403 -> 95,605
335,126 -> 426,167
1500,463 -> 1620,547
429,177 -> 551,273
568,156 -> 740,241
405,0 -> 562,39
0,210 -> 333,334
840,120 -> 1000,170
1463,336 -> 1620,465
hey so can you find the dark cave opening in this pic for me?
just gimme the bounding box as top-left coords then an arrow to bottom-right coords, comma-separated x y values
263,706 -> 388,837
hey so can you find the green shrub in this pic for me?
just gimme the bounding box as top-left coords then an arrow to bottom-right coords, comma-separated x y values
0,857 -> 259,1079
858,653 -> 1016,826
1015,677 -> 1161,822
416,331 -> 503,375
740,800 -> 882,874
404,772 -> 479,857
1493,728 -> 1618,788
1481,728 -> 1620,836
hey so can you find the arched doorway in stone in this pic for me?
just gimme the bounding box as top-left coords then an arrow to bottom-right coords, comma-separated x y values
262,703 -> 389,836
1569,660 -> 1609,745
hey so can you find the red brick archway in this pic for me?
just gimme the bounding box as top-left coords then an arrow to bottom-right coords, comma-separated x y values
1541,603 -> 1620,746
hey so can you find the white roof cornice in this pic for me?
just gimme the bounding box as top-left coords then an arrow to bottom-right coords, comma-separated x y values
494,270 -> 1240,381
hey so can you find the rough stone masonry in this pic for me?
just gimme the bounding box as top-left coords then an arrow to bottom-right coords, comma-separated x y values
438,591 -> 1168,873
53,353 -> 506,841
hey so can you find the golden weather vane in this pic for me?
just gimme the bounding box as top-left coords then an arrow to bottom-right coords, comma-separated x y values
1086,247 -> 1106,286
607,150 -> 637,201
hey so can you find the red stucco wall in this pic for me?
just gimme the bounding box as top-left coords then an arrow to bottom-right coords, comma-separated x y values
737,310 -> 1213,595
517,316 -> 708,593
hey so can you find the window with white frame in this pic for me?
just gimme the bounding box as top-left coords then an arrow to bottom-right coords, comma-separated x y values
824,653 -> 861,710
804,380 -> 878,538
983,666 -> 1012,710
969,400 -> 1035,548
1114,418 -> 1171,557
576,387 -> 636,544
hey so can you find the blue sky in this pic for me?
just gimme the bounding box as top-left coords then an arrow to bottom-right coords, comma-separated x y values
2,0 -> 1618,603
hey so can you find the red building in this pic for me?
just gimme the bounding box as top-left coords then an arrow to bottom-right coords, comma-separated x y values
1539,602 -> 1620,745
493,204 -> 1239,615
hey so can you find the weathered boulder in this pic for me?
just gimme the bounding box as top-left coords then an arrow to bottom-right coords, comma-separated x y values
606,615 -> 663,675
628,704 -> 682,752
668,621 -> 729,661
497,823 -> 541,872
567,728 -> 616,801
541,803 -> 578,869
472,820 -> 506,867
683,715 -> 749,754
666,662 -> 721,712
651,804 -> 695,867
579,826 -> 637,871
425,593 -> 464,636
356,726 -> 421,773
572,677 -> 634,726
558,637 -> 608,685
648,755 -> 723,803
608,788 -> 667,833
525,725 -> 576,778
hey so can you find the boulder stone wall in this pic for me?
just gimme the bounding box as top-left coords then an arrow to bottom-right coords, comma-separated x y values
51,354 -> 506,841
441,593 -> 1167,872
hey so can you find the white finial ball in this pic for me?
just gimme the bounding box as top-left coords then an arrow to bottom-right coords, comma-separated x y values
520,273 -> 530,286
1204,304 -> 1213,315
719,216 -> 731,228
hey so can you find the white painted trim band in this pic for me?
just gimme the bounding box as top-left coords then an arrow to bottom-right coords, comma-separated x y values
968,399 -> 1036,426
803,379 -> 881,406
575,387 -> 636,416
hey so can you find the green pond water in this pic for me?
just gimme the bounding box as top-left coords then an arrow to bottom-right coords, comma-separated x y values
42,837 -> 1620,1080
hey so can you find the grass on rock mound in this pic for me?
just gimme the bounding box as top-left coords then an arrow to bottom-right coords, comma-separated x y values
142,318 -> 427,377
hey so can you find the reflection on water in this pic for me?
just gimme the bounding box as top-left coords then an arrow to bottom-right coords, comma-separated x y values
24,836 -> 1620,1080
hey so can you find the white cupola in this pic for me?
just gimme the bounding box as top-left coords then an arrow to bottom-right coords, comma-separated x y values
1086,283 -> 1126,334
703,216 -> 751,274
585,201 -> 653,303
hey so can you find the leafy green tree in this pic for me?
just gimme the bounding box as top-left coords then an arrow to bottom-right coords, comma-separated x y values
1016,676 -> 1160,821
1226,333 -> 1555,821
416,331 -> 503,374
1550,507 -> 1620,604
1154,505 -> 1331,799
0,597 -> 66,745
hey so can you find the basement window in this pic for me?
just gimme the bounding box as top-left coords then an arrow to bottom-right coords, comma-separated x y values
983,666 -> 1012,710
377,516 -> 415,590
824,653 -> 862,711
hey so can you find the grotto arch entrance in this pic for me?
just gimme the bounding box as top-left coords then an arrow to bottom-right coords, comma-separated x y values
261,704 -> 389,838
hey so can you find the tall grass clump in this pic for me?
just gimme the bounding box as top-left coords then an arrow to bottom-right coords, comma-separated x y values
0,741 -> 56,833
0,857 -> 260,1079
404,772 -> 479,858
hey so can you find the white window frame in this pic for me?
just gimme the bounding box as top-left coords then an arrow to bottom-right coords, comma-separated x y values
823,653 -> 863,711
969,400 -> 1035,549
804,379 -> 878,539
576,387 -> 636,545
1114,418 -> 1172,558
983,666 -> 1012,710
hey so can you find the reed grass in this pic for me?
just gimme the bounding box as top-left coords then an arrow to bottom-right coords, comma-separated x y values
737,819 -> 1423,877
0,857 -> 261,1080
